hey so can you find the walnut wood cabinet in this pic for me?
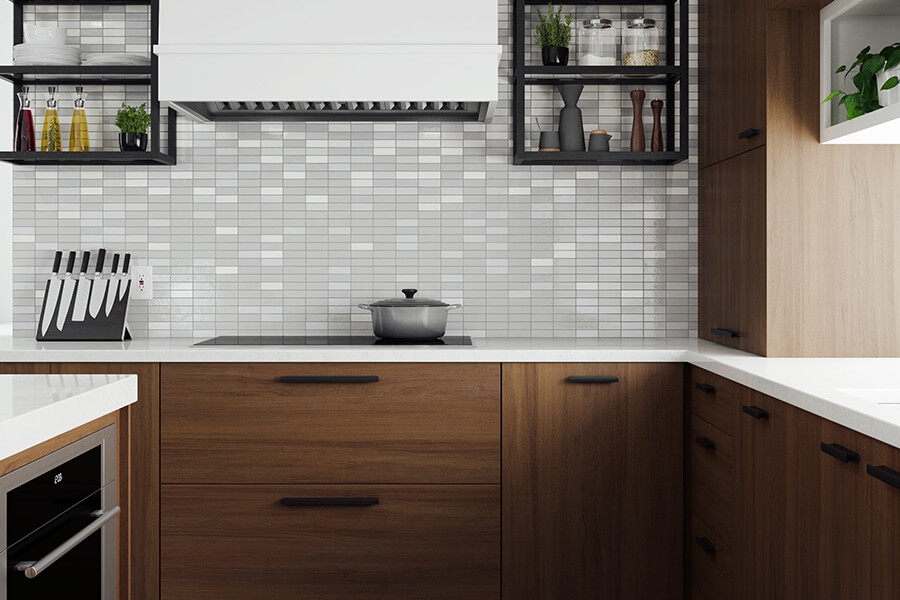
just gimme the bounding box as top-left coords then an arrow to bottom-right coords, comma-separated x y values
502,363 -> 684,600
160,363 -> 501,600
699,0 -> 766,168
699,4 -> 900,356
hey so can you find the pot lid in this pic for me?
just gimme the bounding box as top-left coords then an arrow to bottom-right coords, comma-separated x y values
369,289 -> 449,307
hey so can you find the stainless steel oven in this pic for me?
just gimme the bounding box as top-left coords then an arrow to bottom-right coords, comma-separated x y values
0,425 -> 117,600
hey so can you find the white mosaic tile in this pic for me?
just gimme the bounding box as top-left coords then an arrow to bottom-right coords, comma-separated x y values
12,0 -> 699,339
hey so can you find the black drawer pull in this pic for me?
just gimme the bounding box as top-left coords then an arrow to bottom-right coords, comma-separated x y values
739,128 -> 761,139
280,497 -> 380,506
867,465 -> 900,490
695,437 -> 717,451
695,536 -> 716,555
710,328 -> 740,339
696,383 -> 717,394
568,376 -> 619,384
279,376 -> 379,384
820,442 -> 860,464
742,405 -> 769,420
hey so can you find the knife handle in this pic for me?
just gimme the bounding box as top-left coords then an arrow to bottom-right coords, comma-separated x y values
65,251 -> 76,275
51,251 -> 63,275
79,251 -> 91,275
122,253 -> 131,274
94,248 -> 106,275
110,253 -> 120,275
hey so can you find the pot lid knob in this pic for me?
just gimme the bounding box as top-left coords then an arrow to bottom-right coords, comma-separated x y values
402,288 -> 418,299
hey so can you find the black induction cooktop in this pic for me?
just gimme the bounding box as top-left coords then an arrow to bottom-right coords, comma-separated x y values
194,335 -> 473,346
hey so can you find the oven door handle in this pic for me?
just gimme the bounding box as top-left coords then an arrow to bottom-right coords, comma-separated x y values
15,506 -> 121,580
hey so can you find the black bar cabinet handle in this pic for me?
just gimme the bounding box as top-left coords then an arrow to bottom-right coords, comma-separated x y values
568,376 -> 619,384
695,536 -> 716,555
695,383 -> 716,394
867,465 -> 900,490
695,437 -> 717,451
742,405 -> 769,420
710,328 -> 740,339
280,497 -> 379,507
820,442 -> 860,464
739,128 -> 761,139
279,375 -> 379,384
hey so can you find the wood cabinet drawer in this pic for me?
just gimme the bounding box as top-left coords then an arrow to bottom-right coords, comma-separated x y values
161,484 -> 500,600
691,513 -> 735,600
689,366 -> 740,436
161,363 -> 500,484
691,415 -> 735,545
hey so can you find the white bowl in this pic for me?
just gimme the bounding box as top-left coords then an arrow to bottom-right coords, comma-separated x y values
24,24 -> 68,45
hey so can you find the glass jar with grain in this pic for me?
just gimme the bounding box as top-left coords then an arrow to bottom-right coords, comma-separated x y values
622,18 -> 659,70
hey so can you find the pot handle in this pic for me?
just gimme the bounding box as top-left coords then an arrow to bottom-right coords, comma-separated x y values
446,304 -> 462,310
357,304 -> 373,311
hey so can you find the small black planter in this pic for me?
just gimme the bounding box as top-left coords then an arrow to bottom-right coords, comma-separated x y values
118,132 -> 148,152
541,46 -> 569,66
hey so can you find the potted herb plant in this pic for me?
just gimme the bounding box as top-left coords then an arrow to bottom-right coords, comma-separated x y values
536,2 -> 573,66
823,43 -> 900,120
115,103 -> 152,151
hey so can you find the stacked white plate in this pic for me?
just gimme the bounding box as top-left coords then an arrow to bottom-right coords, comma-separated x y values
14,42 -> 82,66
82,53 -> 151,66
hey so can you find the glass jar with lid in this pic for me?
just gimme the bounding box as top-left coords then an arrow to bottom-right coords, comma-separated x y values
622,17 -> 660,68
578,18 -> 616,66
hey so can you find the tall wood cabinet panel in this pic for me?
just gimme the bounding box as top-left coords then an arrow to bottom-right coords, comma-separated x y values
502,363 -> 683,600
699,5 -> 900,356
796,412 -> 871,600
700,0 -> 766,168
698,147 -> 767,355
52,363 -> 160,600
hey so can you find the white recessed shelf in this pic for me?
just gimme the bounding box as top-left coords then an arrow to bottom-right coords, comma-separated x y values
821,0 -> 900,144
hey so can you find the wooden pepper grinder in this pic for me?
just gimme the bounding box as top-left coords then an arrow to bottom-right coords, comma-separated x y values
651,99 -> 664,152
630,89 -> 646,152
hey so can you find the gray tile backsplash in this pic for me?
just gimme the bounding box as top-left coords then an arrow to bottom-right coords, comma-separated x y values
12,0 -> 698,339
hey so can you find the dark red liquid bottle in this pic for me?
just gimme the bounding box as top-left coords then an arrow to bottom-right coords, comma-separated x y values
15,88 -> 36,152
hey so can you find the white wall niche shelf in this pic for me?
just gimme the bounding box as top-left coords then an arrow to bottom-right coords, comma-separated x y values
821,0 -> 900,144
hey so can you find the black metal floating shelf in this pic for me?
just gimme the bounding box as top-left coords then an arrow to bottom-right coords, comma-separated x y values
520,151 -> 683,166
0,151 -> 176,165
523,65 -> 682,85
0,65 -> 152,85
523,0 -> 677,5
513,0 -> 689,166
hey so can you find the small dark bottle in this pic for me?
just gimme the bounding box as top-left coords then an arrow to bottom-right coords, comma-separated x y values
14,87 -> 36,152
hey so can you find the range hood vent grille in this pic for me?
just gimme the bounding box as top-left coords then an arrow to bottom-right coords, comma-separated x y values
171,100 -> 488,122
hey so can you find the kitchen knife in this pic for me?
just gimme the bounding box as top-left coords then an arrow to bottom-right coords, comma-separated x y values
55,251 -> 77,332
105,253 -> 120,317
39,251 -> 63,337
70,251 -> 91,322
88,248 -> 107,319
118,253 -> 131,300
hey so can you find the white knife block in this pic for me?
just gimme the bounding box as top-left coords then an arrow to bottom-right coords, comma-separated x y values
36,275 -> 132,342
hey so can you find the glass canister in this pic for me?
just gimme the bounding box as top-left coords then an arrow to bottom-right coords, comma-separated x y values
622,17 -> 660,68
578,18 -> 616,66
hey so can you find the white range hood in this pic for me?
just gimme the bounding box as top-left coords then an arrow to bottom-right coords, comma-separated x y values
155,0 -> 502,122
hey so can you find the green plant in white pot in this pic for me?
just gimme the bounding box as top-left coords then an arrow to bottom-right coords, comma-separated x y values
823,43 -> 900,120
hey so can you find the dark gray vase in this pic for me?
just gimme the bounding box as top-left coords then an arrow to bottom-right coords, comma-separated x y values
557,84 -> 585,152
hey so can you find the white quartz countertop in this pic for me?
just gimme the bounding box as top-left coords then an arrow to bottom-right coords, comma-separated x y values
1,334 -> 900,449
0,374 -> 138,461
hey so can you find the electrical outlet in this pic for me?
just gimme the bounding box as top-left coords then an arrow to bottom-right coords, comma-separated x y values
131,265 -> 153,300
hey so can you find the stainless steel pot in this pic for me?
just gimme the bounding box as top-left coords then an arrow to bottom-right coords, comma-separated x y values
357,289 -> 461,340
